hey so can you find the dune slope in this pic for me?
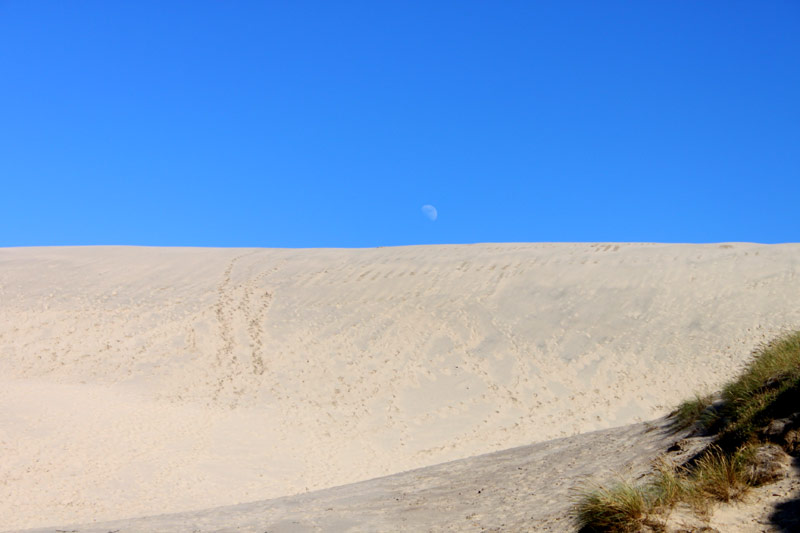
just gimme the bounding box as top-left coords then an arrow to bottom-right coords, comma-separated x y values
10,417 -> 684,533
1,243 -> 798,529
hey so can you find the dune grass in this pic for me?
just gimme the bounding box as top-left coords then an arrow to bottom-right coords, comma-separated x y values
573,330 -> 800,531
648,459 -> 693,510
715,331 -> 800,448
572,447 -> 763,531
573,460 -> 709,532
691,444 -> 755,502
573,479 -> 660,532
670,393 -> 715,431
671,330 -> 800,444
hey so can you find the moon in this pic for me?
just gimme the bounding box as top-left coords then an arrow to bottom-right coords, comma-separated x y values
421,204 -> 438,221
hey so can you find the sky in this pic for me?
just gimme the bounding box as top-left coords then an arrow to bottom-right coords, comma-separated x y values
1,1 -> 798,248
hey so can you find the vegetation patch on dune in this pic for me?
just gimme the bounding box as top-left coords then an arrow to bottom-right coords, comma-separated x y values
669,393 -> 715,431
573,478 -> 660,533
572,330 -> 800,532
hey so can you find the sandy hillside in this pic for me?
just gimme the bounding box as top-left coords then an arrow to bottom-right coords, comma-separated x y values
1,243 -> 799,529
11,417 -> 687,532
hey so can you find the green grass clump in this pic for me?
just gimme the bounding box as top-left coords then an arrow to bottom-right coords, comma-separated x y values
691,445 -> 755,502
714,331 -> 800,448
670,331 -> 800,441
573,462 -> 693,532
724,331 -> 800,403
572,480 -> 658,532
671,394 -> 715,431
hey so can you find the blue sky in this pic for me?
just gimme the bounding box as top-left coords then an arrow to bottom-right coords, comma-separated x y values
1,1 -> 798,247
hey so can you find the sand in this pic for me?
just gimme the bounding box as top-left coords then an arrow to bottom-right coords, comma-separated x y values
11,417 -> 686,532
1,243 -> 799,530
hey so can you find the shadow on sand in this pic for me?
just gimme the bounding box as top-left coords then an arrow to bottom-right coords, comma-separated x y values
770,456 -> 800,532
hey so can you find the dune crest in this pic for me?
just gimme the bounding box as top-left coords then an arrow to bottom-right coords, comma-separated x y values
1,243 -> 798,529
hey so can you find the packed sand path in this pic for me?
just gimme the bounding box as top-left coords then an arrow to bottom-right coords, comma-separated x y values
1,243 -> 799,529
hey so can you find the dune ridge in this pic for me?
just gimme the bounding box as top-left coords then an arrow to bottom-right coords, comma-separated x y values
1,243 -> 798,529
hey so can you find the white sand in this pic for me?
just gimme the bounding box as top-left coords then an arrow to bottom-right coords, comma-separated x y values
11,417 -> 687,532
1,243 -> 799,530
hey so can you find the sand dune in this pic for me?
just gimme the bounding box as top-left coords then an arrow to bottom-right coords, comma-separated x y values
11,417 -> 685,532
1,243 -> 799,529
